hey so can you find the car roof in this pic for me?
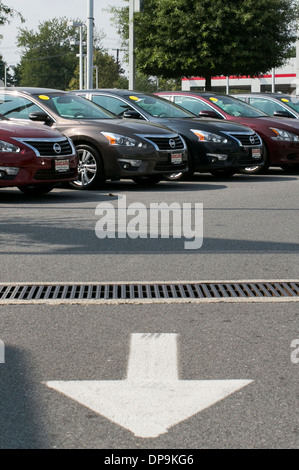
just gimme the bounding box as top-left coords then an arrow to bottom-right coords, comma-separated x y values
78,89 -> 153,98
0,87 -> 71,95
235,92 -> 292,98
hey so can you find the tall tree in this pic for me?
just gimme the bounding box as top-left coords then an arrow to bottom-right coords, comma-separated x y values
68,49 -> 128,89
16,18 -> 80,89
111,0 -> 299,90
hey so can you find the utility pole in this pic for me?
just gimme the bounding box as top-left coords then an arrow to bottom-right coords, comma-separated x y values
129,0 -> 141,90
87,0 -> 94,89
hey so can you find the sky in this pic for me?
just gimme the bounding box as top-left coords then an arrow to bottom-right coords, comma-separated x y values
0,0 -> 126,70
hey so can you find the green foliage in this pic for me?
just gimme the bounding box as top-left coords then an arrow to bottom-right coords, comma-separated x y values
0,1 -> 24,27
68,49 -> 128,89
111,0 -> 299,89
16,17 -> 127,90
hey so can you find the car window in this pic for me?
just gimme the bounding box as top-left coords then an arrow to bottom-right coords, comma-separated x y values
127,94 -> 194,118
91,95 -> 132,116
32,93 -> 115,120
276,96 -> 299,113
173,96 -> 221,116
0,93 -> 41,119
205,94 -> 267,117
249,98 -> 284,116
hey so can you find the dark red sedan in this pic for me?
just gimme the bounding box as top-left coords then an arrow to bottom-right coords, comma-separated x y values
0,119 -> 77,194
156,91 -> 299,173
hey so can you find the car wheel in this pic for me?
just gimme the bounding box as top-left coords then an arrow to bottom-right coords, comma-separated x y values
163,171 -> 184,181
18,184 -> 54,195
210,168 -> 236,177
238,142 -> 269,175
69,144 -> 105,190
132,176 -> 162,185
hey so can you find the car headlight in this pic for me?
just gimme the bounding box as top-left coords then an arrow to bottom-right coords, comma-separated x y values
0,140 -> 21,153
190,129 -> 228,143
270,128 -> 299,142
101,132 -> 146,148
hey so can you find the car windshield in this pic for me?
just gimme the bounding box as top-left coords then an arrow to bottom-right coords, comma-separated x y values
127,94 -> 196,118
278,96 -> 299,112
205,94 -> 267,118
33,92 -> 116,120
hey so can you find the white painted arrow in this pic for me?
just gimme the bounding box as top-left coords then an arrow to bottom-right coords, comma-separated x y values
44,333 -> 253,438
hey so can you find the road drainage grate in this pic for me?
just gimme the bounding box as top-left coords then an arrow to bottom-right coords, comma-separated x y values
0,281 -> 298,303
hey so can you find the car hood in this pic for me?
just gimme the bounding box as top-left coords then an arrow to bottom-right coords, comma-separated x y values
76,118 -> 178,135
229,115 -> 299,132
151,117 -> 255,133
0,120 -> 64,139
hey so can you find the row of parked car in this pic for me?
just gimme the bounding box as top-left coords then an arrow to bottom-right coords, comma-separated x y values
0,87 -> 298,194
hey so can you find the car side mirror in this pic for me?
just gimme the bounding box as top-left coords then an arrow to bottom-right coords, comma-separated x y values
273,110 -> 293,118
122,109 -> 143,119
199,110 -> 222,119
29,111 -> 52,123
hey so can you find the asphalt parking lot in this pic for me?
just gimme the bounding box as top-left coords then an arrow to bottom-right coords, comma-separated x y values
0,169 -> 298,449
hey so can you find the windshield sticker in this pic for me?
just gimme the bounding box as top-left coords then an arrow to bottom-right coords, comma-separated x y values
209,97 -> 218,102
129,96 -> 140,101
39,95 -> 50,100
281,98 -> 290,103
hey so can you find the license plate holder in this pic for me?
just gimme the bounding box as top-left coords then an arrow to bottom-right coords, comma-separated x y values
251,148 -> 261,159
171,153 -> 183,164
55,159 -> 69,172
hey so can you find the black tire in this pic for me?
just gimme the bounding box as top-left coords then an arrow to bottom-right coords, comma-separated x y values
210,168 -> 236,177
163,171 -> 184,181
69,144 -> 105,190
132,176 -> 162,185
238,142 -> 269,175
18,184 -> 54,195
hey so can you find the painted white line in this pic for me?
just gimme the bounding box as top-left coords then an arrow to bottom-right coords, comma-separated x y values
0,296 -> 298,305
44,333 -> 253,438
0,340 -> 4,364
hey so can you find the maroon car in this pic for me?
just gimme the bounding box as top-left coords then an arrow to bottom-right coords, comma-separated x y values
156,91 -> 299,173
0,118 -> 77,194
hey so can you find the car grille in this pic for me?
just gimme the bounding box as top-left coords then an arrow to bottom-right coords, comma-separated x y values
142,135 -> 185,151
154,162 -> 188,171
225,133 -> 261,146
15,137 -> 74,157
238,155 -> 263,165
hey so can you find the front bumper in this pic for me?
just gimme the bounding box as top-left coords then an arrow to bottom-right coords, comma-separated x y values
0,153 -> 78,188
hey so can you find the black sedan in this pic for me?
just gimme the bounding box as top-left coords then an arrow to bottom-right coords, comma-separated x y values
0,88 -> 188,189
74,89 -> 264,178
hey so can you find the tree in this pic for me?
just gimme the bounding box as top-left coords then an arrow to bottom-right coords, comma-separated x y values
0,2 -> 24,32
16,17 -> 128,90
16,18 -> 80,89
68,49 -> 128,89
111,0 -> 299,90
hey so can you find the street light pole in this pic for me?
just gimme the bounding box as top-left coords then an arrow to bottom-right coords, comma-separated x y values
68,20 -> 85,90
129,0 -> 135,90
87,0 -> 94,89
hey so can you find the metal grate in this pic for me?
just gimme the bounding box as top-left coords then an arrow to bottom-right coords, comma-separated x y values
0,281 -> 299,304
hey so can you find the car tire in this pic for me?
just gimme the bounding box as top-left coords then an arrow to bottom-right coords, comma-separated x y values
238,142 -> 269,175
69,144 -> 106,190
163,171 -> 184,181
210,168 -> 236,177
18,184 -> 54,195
132,176 -> 162,185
